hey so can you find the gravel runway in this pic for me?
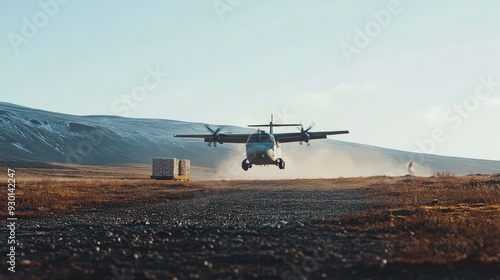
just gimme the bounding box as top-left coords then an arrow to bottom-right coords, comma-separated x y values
2,182 -> 497,279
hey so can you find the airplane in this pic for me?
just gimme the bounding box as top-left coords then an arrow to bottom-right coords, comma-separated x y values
174,115 -> 349,171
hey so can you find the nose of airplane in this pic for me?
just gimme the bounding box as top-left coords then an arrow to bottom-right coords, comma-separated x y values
246,147 -> 257,161
246,146 -> 274,161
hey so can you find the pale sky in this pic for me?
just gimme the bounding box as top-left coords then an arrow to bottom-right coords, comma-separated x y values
1,0 -> 500,160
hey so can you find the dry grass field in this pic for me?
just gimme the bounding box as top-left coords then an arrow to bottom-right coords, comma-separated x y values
2,163 -> 415,217
331,173 -> 500,266
2,163 -> 225,216
1,163 -> 499,278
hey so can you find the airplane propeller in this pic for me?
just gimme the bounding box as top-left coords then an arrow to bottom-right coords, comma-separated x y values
298,123 -> 315,145
205,124 -> 223,147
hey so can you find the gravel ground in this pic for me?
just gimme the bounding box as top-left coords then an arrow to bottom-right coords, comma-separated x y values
1,184 -> 498,280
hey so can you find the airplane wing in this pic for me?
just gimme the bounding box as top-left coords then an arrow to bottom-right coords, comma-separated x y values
173,133 -> 251,144
274,130 -> 349,143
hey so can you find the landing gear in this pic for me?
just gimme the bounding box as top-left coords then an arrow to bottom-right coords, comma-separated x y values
276,158 -> 285,170
242,159 -> 252,171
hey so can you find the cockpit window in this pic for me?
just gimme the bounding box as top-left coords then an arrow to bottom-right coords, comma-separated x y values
248,134 -> 273,143
248,135 -> 259,143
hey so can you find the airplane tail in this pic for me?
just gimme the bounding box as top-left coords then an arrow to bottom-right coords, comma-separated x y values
248,115 -> 301,134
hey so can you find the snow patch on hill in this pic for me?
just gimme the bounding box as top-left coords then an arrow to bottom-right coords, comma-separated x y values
1,102 -> 499,177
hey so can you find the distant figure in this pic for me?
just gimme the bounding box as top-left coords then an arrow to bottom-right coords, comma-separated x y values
408,161 -> 415,176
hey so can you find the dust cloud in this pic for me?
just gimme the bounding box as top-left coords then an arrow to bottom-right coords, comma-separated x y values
211,143 -> 433,180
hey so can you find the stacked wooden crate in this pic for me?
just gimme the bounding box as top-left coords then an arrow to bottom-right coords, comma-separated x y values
179,159 -> 190,176
151,158 -> 190,181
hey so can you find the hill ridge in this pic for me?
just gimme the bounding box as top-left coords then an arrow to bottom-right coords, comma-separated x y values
1,102 -> 499,176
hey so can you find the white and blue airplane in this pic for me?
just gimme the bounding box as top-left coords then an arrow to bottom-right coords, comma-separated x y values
174,115 -> 349,171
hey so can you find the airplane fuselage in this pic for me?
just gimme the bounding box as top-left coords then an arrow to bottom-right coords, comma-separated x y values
242,131 -> 284,170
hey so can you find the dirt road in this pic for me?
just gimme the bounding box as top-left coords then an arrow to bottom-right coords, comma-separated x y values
2,180 -> 498,279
